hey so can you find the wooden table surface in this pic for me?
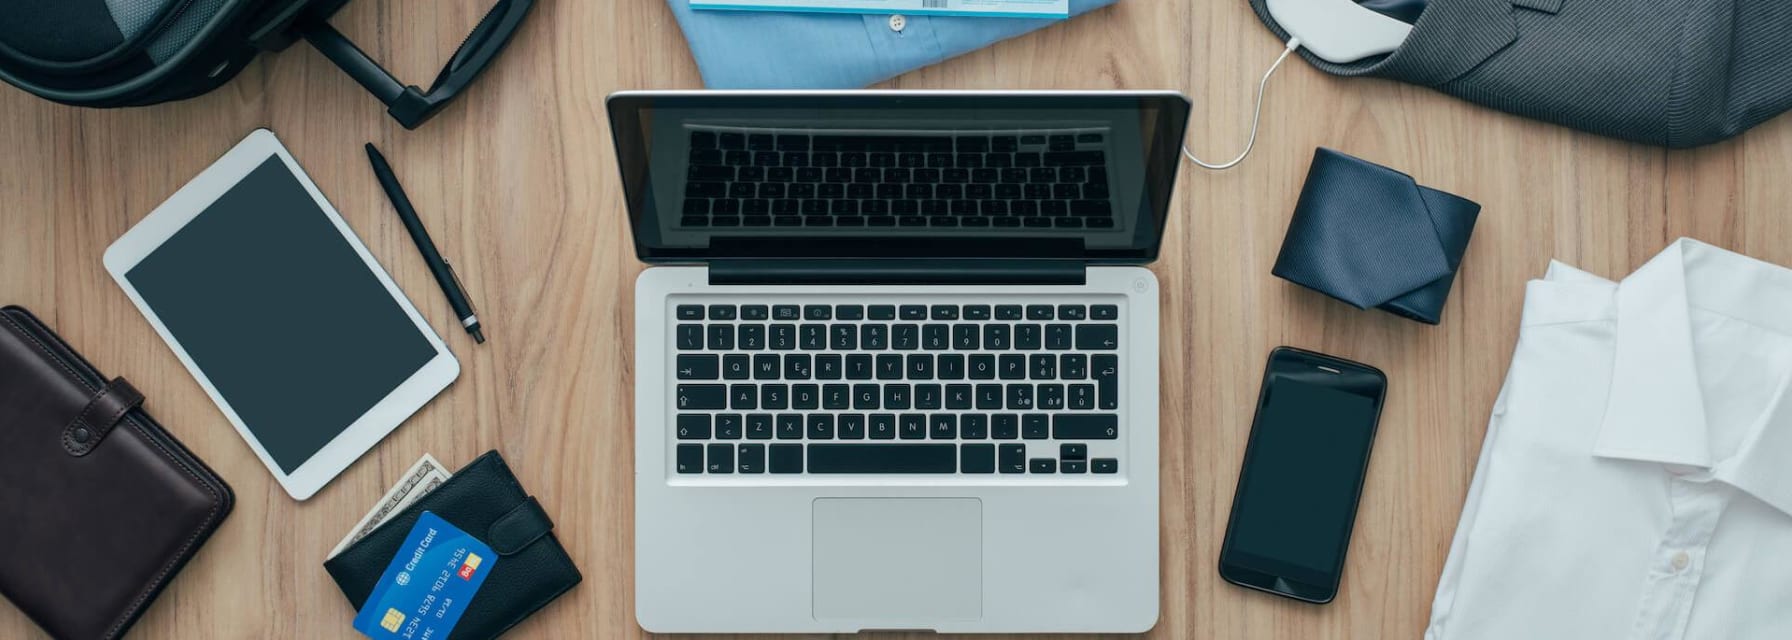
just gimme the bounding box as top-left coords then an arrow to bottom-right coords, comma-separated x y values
3,0 -> 1789,638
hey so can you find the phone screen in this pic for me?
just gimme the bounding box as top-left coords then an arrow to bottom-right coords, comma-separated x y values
1219,348 -> 1385,603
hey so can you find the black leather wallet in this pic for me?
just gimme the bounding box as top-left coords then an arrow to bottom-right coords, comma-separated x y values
1271,148 -> 1481,325
323,450 -> 580,639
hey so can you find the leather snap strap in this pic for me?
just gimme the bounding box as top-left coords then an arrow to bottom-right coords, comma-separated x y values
62,377 -> 144,457
487,497 -> 554,556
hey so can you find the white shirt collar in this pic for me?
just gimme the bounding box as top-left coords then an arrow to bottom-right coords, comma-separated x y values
1594,238 -> 1792,516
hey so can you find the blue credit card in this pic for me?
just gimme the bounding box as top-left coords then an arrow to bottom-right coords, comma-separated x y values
353,512 -> 497,639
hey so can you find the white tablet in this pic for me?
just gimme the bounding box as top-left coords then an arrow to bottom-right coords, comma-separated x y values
104,129 -> 459,500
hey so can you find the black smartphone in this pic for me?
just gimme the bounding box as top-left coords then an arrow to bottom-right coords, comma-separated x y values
1218,347 -> 1387,604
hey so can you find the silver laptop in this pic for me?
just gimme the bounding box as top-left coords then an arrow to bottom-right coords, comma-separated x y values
612,90 -> 1190,634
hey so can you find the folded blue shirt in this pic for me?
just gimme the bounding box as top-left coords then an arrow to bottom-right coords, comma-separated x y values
666,0 -> 1119,89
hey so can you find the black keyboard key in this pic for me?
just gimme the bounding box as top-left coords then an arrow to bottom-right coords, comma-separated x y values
1093,354 -> 1119,409
784,356 -> 813,380
1062,460 -> 1087,474
1045,151 -> 1104,166
1026,304 -> 1055,320
707,443 -> 734,473
876,354 -> 903,380
931,305 -> 959,320
899,414 -> 926,439
996,305 -> 1024,320
1015,324 -> 1042,350
677,414 -> 711,439
884,384 -> 912,410
1030,458 -> 1057,474
962,443 -> 995,473
976,384 -> 1004,409
738,444 -> 765,473
1031,354 -> 1057,379
938,355 -> 965,380
1044,324 -> 1073,350
808,444 -> 956,473
836,304 -> 865,320
945,384 -> 973,409
759,384 -> 787,410
777,134 -> 810,151
982,325 -> 1012,351
804,305 -> 832,320
1076,324 -> 1119,350
869,414 -> 897,439
1000,444 -> 1026,473
964,305 -> 991,320
929,414 -> 957,439
677,305 -> 705,320
747,414 -> 773,440
776,414 -> 803,439
1023,414 -> 1049,439
800,324 -> 826,350
839,414 -> 867,439
677,444 -> 703,474
969,354 -> 996,380
716,413 -> 743,439
724,355 -> 751,380
1038,384 -> 1065,410
691,131 -> 719,149
677,325 -> 703,350
773,305 -> 802,321
823,383 -> 850,409
808,414 -> 835,439
1077,133 -> 1104,144
907,355 -> 934,380
1061,443 -> 1088,460
741,305 -> 769,320
1093,458 -> 1118,474
737,325 -> 765,350
1072,200 -> 1112,217
1021,134 -> 1047,145
1058,305 -> 1086,320
748,134 -> 775,151
848,324 -> 881,350
993,414 -> 1019,439
1054,414 -> 1118,439
677,385 -> 726,410
869,305 -> 897,320
770,444 -> 804,473
962,414 -> 988,439
1069,384 -> 1095,409
1049,135 -> 1075,151
752,354 -> 779,380
999,355 -> 1026,380
677,355 -> 719,379
1008,385 -> 1035,410
707,325 -> 734,350
953,324 -> 980,350
732,384 -> 758,410
817,356 -> 844,381
923,325 -> 950,350
1061,354 -> 1087,379
900,305 -> 928,320
831,324 -> 858,350
846,355 -> 874,380
791,384 -> 819,410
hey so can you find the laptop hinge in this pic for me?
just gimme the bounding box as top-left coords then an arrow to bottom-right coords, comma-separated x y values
708,259 -> 1086,286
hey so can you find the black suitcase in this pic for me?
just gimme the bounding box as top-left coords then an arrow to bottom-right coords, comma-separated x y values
0,0 -> 534,129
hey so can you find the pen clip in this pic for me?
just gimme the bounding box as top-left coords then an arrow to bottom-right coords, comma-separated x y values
445,259 -> 480,318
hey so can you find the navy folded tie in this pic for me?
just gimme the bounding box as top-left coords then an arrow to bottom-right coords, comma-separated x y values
1272,148 -> 1481,325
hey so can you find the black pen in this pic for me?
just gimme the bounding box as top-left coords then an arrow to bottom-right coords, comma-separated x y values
365,143 -> 485,344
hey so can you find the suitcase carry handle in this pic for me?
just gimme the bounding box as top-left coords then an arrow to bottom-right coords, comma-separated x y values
302,0 -> 536,129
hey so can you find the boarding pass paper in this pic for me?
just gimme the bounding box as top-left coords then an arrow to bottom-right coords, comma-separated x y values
689,0 -> 1069,18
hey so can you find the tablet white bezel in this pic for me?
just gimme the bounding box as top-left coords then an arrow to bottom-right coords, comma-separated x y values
103,129 -> 460,501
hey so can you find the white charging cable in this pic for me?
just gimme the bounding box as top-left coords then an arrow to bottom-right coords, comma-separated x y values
1182,37 -> 1303,171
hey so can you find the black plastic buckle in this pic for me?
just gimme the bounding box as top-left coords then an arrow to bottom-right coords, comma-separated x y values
299,0 -> 536,129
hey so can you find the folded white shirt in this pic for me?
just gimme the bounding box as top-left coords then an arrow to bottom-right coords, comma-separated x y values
1426,238 -> 1792,639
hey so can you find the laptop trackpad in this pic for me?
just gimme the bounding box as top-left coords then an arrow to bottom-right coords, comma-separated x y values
813,498 -> 983,624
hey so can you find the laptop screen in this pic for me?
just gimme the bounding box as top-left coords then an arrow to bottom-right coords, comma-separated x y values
608,92 -> 1191,263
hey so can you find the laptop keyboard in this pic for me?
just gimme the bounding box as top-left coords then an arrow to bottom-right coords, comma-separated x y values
681,127 -> 1115,230
670,301 -> 1123,476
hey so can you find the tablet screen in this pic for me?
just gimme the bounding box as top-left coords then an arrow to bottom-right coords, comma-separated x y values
126,156 -> 437,473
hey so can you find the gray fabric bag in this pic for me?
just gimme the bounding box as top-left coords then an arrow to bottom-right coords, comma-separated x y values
1249,0 -> 1792,148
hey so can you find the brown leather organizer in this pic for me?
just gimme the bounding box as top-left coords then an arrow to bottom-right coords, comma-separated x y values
0,305 -> 233,640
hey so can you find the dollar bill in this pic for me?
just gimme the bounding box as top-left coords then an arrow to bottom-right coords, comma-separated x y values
327,454 -> 452,559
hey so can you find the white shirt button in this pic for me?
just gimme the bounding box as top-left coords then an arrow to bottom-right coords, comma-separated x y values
888,14 -> 907,32
1671,551 -> 1691,572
